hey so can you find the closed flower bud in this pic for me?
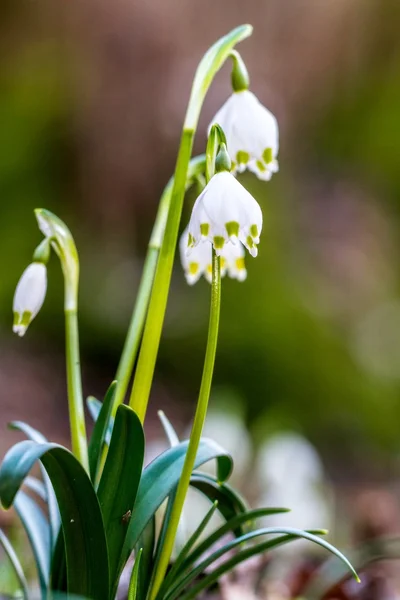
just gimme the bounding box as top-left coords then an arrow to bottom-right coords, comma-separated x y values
209,90 -> 279,181
13,262 -> 47,337
187,171 -> 262,257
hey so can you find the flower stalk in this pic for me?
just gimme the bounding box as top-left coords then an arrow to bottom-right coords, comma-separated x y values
148,127 -> 223,600
129,24 -> 252,424
35,209 -> 89,471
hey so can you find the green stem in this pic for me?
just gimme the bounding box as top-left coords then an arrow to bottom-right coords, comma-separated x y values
112,156 -> 206,414
129,24 -> 252,422
112,246 -> 159,413
129,130 -> 194,421
148,252 -> 221,600
65,309 -> 89,471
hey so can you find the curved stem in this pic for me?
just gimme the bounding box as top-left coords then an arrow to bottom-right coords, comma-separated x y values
148,251 -> 221,600
65,309 -> 89,471
129,24 -> 252,423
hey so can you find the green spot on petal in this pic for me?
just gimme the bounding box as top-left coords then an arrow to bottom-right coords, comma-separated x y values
246,236 -> 255,248
188,263 -> 199,275
263,148 -> 273,164
256,160 -> 267,172
236,150 -> 250,165
188,233 -> 195,247
235,257 -> 245,270
225,221 -> 239,238
200,223 -> 209,237
250,224 -> 258,238
213,236 -> 225,249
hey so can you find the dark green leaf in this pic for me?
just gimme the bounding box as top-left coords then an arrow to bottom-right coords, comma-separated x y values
190,472 -> 248,533
97,405 -> 144,597
0,440 -> 109,599
0,528 -> 29,600
303,536 -> 400,598
128,549 -> 143,600
135,519 -> 155,600
14,490 -> 50,595
178,506 -> 290,577
160,501 -> 219,596
118,438 -> 232,582
165,527 -> 359,600
10,421 -> 60,549
87,381 -> 117,482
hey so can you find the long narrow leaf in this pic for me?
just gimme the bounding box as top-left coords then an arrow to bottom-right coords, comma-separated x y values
161,501 -> 219,595
179,506 -> 290,575
14,490 -> 50,596
164,527 -> 358,600
128,549 -> 143,600
10,421 -> 60,549
0,440 -> 109,600
190,472 -> 248,532
175,532 -> 321,600
118,438 -> 232,582
97,404 -> 144,597
0,528 -> 29,600
135,519 -> 155,600
87,381 -> 117,481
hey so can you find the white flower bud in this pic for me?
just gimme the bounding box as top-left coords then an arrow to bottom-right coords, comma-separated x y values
13,263 -> 47,337
187,171 -> 262,257
209,90 -> 279,181
180,227 -> 247,284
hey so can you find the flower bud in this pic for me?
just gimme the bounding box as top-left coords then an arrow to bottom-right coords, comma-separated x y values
13,262 -> 47,337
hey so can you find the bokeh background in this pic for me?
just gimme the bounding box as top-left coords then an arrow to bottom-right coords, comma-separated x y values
2,0 -> 400,595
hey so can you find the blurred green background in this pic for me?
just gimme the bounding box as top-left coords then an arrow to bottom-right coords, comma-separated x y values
1,0 -> 400,502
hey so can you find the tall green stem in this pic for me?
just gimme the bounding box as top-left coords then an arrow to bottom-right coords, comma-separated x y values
129,24 -> 252,422
112,156 -> 206,414
149,251 -> 221,600
129,130 -> 194,421
65,309 -> 89,471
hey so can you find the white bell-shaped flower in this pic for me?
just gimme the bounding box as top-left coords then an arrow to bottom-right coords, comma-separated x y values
187,169 -> 262,257
180,227 -> 247,284
209,90 -> 279,181
13,262 -> 47,337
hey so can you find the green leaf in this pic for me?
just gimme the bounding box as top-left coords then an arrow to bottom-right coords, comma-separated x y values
190,472 -> 248,532
0,528 -> 29,600
302,536 -> 400,598
135,519 -> 155,600
118,438 -> 232,582
10,421 -> 60,549
14,490 -> 50,596
160,501 -> 219,596
24,476 -> 47,501
97,404 -> 144,597
128,549 -> 143,600
165,527 -> 359,600
0,440 -> 109,599
87,381 -> 117,482
160,506 -> 289,597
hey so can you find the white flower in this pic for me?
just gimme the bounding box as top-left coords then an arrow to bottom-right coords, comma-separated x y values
13,262 -> 47,337
180,227 -> 247,284
187,171 -> 262,257
209,90 -> 279,181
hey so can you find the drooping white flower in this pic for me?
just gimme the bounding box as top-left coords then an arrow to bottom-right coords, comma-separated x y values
187,170 -> 262,257
13,262 -> 47,337
209,90 -> 279,181
180,227 -> 247,284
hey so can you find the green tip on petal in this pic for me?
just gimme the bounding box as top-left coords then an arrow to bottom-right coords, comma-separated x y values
188,263 -> 199,275
236,150 -> 250,165
225,221 -> 239,239
256,159 -> 267,173
13,311 -> 32,337
250,224 -> 258,238
263,147 -> 273,164
213,236 -> 225,249
200,223 -> 210,237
